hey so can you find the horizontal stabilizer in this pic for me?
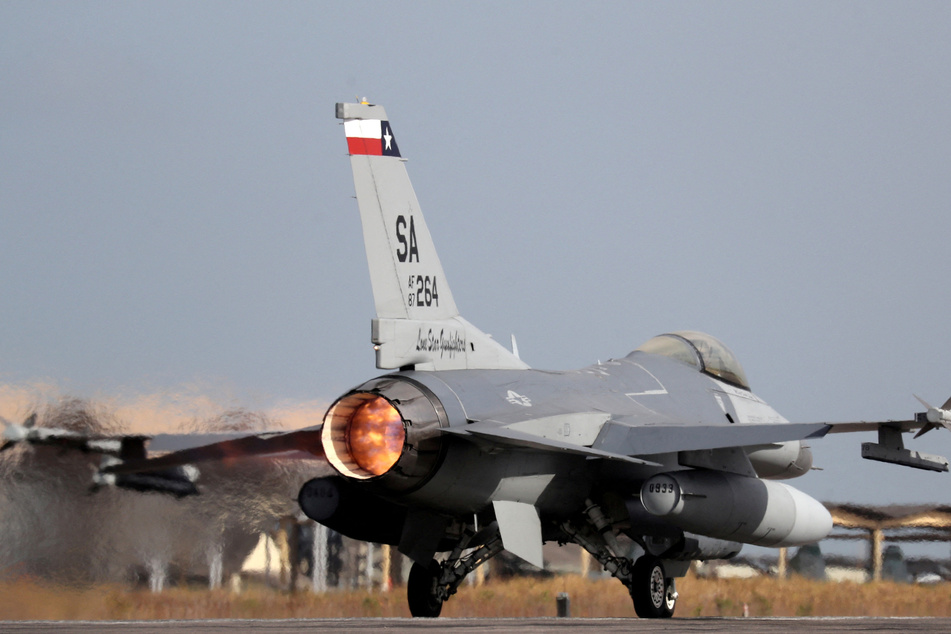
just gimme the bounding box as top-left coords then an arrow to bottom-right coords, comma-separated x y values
3,423 -> 324,474
104,427 -> 324,475
1,420 -> 148,456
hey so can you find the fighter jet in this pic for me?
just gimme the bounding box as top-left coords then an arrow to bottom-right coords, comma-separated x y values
3,101 -> 948,618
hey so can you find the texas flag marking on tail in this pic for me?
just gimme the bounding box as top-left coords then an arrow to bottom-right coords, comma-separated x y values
344,119 -> 401,157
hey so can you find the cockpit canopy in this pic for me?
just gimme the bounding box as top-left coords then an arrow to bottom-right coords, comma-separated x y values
635,330 -> 750,390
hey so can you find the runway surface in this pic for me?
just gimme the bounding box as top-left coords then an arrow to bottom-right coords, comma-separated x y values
3,618 -> 951,633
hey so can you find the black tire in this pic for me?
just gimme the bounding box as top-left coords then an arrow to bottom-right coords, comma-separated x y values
407,560 -> 444,618
631,556 -> 676,618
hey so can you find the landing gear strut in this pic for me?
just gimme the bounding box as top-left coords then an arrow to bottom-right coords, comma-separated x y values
561,498 -> 679,619
406,521 -> 504,618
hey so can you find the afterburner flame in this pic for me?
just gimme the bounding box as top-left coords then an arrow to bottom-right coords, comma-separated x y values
345,396 -> 405,476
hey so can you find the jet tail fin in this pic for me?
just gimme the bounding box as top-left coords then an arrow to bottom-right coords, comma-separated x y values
337,102 -> 527,371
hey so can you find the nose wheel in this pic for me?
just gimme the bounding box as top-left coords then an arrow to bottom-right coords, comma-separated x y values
631,556 -> 676,618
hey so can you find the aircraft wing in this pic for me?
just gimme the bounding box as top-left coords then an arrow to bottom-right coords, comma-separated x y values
820,419 -> 921,433
593,419 -> 830,456
446,402 -> 950,475
446,414 -> 830,461
809,395 -> 951,438
807,414 -> 949,472
441,423 -> 663,466
447,396 -> 951,471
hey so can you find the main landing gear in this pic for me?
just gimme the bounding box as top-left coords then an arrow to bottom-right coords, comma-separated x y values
560,498 -> 678,619
630,556 -> 677,619
407,560 -> 445,618
406,520 -> 504,618
404,500 -> 681,619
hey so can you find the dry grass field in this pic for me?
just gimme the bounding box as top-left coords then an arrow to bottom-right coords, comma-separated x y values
1,573 -> 949,620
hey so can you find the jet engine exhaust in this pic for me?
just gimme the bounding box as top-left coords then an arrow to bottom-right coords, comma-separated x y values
322,393 -> 405,479
321,377 -> 449,493
640,470 -> 832,547
347,395 -> 405,476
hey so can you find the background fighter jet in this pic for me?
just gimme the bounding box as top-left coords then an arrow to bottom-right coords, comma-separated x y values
4,102 -> 948,618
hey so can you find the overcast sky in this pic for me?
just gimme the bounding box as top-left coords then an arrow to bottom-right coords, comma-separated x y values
3,2 -> 951,550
